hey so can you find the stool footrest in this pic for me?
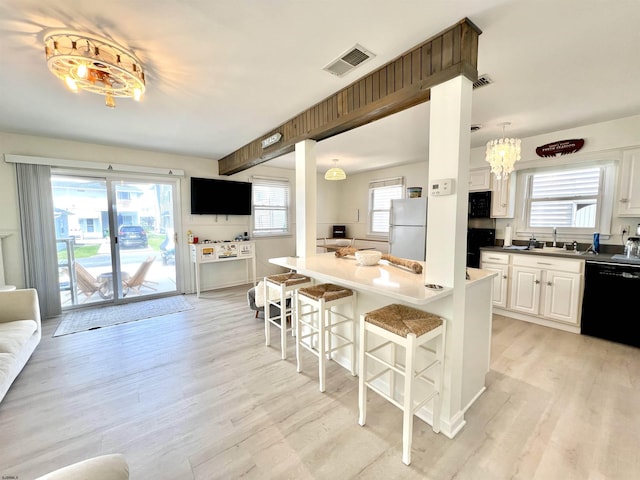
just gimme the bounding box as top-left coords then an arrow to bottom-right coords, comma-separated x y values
365,381 -> 404,410
415,359 -> 439,381
365,351 -> 405,376
413,391 -> 438,413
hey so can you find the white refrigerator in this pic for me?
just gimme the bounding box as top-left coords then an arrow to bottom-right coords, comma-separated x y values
388,198 -> 428,261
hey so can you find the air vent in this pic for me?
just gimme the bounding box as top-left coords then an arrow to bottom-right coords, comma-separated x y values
323,44 -> 375,77
471,124 -> 482,132
473,74 -> 493,89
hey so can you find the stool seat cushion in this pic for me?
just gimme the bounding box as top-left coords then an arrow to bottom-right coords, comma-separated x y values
266,273 -> 311,286
298,283 -> 353,302
365,304 -> 442,338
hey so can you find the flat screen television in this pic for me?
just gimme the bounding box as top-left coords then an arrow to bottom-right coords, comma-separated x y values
190,177 -> 252,215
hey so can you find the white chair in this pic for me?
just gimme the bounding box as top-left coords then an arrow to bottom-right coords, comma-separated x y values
264,272 -> 313,359
358,304 -> 446,466
295,283 -> 356,392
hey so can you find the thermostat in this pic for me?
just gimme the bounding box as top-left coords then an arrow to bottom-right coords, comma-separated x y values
429,178 -> 454,196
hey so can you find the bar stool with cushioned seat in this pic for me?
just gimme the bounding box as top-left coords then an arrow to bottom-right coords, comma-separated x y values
358,303 -> 446,466
295,283 -> 356,392
264,272 -> 313,359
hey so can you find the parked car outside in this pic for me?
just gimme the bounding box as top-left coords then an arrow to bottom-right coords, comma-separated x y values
118,225 -> 148,248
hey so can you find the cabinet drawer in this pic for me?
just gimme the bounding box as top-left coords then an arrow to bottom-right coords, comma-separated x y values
481,251 -> 509,265
511,254 -> 584,273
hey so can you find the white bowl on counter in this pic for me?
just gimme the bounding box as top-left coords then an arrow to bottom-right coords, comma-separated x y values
355,250 -> 382,266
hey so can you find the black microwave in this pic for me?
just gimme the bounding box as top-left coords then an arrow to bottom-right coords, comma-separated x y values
468,191 -> 492,218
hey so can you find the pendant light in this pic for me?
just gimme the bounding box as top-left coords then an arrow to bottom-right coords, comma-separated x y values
324,159 -> 346,181
485,122 -> 521,179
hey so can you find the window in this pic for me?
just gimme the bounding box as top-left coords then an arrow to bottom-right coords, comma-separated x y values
252,176 -> 290,237
524,164 -> 615,235
368,177 -> 404,235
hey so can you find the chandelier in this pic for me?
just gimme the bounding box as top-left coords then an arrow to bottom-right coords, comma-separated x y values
324,159 -> 346,181
485,122 -> 521,179
44,30 -> 145,108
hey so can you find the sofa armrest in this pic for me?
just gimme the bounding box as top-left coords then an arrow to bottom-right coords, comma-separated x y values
0,289 -> 41,330
34,454 -> 129,480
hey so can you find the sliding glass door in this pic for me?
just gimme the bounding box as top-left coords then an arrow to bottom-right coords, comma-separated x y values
52,174 -> 179,308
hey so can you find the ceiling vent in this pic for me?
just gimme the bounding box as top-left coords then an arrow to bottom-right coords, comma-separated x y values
473,74 -> 493,89
323,44 -> 375,77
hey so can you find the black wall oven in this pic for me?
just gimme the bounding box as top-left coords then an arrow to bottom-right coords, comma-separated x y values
581,261 -> 640,348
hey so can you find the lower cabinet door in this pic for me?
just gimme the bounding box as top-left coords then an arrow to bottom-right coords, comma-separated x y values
542,270 -> 582,324
509,266 -> 541,315
482,263 -> 509,308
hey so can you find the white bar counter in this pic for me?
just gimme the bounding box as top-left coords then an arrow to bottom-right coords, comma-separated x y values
269,252 -> 496,439
269,253 -> 454,305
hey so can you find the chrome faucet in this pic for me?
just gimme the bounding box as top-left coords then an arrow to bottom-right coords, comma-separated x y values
552,226 -> 557,247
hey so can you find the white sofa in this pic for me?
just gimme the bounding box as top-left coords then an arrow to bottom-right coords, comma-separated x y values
0,288 -> 41,403
35,454 -> 129,480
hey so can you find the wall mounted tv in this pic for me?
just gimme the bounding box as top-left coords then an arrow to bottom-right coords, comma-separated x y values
190,177 -> 252,215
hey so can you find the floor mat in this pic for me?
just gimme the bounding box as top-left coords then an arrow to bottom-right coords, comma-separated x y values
53,295 -> 194,337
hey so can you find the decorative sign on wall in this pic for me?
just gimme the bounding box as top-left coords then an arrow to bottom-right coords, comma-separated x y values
536,138 -> 585,157
261,132 -> 282,149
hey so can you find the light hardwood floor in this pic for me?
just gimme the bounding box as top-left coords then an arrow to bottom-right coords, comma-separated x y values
1,285 -> 638,479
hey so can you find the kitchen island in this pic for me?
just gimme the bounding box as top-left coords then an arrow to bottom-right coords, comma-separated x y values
269,252 -> 496,438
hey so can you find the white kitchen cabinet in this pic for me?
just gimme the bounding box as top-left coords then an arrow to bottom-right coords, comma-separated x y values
617,148 -> 640,216
480,251 -> 509,308
508,254 -> 584,326
469,168 -> 491,192
542,269 -> 582,323
509,265 -> 541,315
491,172 -> 516,218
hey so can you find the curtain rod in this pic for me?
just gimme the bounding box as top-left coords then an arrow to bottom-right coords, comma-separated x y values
4,154 -> 185,177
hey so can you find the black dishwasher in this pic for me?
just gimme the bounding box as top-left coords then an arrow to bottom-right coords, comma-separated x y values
581,261 -> 640,348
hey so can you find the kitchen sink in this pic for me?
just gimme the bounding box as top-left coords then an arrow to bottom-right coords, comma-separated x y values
531,247 -> 581,255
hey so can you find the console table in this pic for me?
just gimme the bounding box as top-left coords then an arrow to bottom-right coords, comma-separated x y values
190,242 -> 256,297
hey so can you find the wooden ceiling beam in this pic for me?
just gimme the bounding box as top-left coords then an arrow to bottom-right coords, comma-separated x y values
218,18 -> 481,175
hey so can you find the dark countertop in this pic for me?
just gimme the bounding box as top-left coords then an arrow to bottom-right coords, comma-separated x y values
480,246 -> 640,266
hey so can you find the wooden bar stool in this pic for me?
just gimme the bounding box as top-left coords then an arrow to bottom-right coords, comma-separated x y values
358,304 -> 446,466
295,283 -> 356,392
264,272 -> 313,359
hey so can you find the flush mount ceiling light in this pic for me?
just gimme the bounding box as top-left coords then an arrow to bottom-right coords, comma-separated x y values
43,30 -> 145,108
485,122 -> 521,179
324,159 -> 346,181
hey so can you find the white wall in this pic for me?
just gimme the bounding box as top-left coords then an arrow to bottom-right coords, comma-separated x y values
2,113 -> 638,289
0,131 -> 296,291
319,114 -> 640,249
470,114 -> 640,246
332,162 -> 429,240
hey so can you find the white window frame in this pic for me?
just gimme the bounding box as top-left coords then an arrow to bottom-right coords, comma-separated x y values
368,176 -> 404,237
251,176 -> 290,237
521,162 -> 616,238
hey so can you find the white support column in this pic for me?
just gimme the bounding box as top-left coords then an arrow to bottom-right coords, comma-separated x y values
425,75 -> 473,425
425,76 -> 472,287
295,140 -> 317,258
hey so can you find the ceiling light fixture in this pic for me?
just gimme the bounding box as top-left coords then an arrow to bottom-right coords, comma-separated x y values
324,159 -> 346,181
485,122 -> 521,179
44,30 -> 145,108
